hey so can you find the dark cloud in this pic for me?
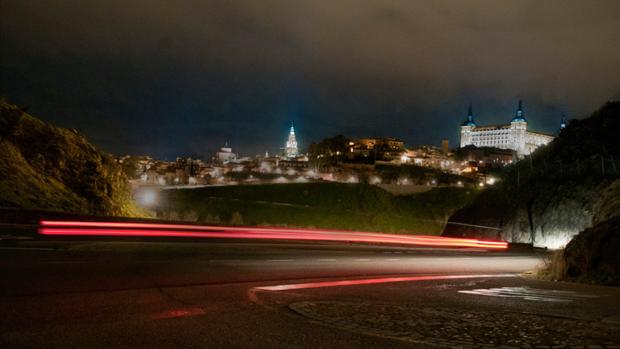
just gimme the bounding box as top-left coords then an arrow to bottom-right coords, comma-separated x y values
1,0 -> 619,158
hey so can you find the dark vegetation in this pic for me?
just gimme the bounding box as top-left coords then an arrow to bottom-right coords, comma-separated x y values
0,99 -> 142,216
307,134 -> 350,168
156,183 -> 477,234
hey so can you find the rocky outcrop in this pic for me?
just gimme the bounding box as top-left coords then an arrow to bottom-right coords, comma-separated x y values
562,178 -> 620,284
0,99 -> 142,216
563,216 -> 620,284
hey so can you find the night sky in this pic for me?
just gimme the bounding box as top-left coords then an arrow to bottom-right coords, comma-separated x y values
2,1 -> 620,159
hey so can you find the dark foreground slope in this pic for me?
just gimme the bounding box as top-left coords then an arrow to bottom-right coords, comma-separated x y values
443,102 -> 620,249
0,99 -> 141,216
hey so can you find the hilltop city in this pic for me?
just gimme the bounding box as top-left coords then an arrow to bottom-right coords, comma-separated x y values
119,100 -> 565,191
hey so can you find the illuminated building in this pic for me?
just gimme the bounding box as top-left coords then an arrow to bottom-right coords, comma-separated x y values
459,101 -> 554,157
285,123 -> 299,158
349,137 -> 405,161
215,142 -> 237,163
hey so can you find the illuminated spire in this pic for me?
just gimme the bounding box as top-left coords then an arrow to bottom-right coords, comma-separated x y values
560,114 -> 566,129
285,122 -> 298,158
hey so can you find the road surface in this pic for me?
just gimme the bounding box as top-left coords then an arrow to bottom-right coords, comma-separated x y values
1,239 -> 618,348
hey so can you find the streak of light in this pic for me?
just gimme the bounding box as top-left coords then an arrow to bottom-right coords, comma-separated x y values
151,307 -> 206,319
38,220 -> 508,249
254,274 -> 518,291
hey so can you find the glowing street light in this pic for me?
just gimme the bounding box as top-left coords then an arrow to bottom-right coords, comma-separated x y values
137,189 -> 158,206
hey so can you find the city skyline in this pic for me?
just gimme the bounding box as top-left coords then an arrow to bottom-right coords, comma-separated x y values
2,1 -> 620,158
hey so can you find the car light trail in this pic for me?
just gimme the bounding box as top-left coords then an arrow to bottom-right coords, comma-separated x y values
151,307 -> 206,319
254,274 -> 518,291
38,220 -> 508,249
39,220 -> 503,244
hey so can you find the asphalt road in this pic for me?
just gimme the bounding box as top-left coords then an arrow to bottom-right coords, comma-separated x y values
1,240 -> 618,348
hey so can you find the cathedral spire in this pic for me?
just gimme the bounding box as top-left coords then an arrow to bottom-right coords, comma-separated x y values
285,122 -> 298,158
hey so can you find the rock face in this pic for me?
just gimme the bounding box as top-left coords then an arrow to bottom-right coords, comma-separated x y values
563,216 -> 620,284
563,178 -> 620,284
443,102 -> 620,249
0,99 -> 140,216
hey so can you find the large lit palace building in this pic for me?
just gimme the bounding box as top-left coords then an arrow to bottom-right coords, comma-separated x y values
460,101 -> 554,157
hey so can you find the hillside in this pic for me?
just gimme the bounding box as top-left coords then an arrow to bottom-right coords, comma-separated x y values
156,183 -> 476,234
443,102 -> 620,249
0,99 -> 141,216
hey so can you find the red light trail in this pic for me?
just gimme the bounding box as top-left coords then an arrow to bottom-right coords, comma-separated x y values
254,274 -> 518,291
38,220 -> 508,249
151,307 -> 206,319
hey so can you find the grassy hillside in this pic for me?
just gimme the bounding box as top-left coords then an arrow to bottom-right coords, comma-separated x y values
0,99 -> 142,216
156,183 -> 476,234
444,102 -> 620,248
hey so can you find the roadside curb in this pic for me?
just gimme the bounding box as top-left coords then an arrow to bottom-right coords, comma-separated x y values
289,301 -> 620,349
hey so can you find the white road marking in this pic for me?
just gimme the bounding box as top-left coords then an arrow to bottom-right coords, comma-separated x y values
355,259 -> 371,262
386,258 -> 401,261
458,286 -> 598,302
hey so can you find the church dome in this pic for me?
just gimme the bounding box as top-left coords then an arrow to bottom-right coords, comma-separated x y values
462,118 -> 476,127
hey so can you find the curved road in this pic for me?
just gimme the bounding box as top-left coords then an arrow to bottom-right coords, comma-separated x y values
0,239 -> 557,348
3,240 -> 618,348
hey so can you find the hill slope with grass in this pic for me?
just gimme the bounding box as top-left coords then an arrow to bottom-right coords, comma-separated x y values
0,99 -> 141,216
443,102 -> 620,249
156,183 -> 476,234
